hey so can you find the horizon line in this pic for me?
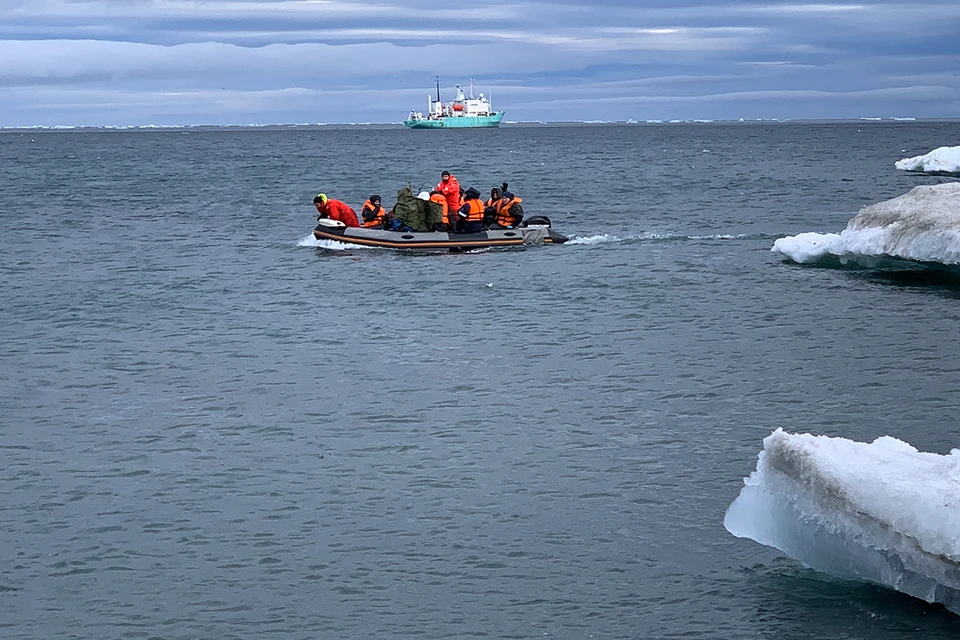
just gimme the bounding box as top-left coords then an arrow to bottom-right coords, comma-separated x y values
4,116 -> 954,131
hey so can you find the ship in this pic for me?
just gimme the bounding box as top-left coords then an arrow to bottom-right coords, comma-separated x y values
404,78 -> 504,129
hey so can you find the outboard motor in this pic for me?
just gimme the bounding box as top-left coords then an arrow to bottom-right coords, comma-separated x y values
520,215 -> 552,228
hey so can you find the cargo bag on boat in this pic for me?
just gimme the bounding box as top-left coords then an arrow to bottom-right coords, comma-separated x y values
392,187 -> 444,232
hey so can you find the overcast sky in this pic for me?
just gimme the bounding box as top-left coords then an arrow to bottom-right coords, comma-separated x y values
2,0 -> 959,126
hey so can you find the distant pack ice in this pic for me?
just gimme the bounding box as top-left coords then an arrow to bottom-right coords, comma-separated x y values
772,183 -> 960,267
896,146 -> 960,175
725,429 -> 960,614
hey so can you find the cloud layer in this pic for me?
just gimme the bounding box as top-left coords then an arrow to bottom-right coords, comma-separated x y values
1,0 -> 958,125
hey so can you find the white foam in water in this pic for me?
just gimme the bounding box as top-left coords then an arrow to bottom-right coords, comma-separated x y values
296,234 -> 368,250
896,146 -> 960,175
772,183 -> 960,267
568,232 -> 751,246
567,233 -> 623,245
689,233 -> 751,240
725,429 -> 960,613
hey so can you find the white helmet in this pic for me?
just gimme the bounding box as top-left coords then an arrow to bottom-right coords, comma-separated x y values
417,191 -> 431,201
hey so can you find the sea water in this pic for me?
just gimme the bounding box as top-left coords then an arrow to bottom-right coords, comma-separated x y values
3,122 -> 960,639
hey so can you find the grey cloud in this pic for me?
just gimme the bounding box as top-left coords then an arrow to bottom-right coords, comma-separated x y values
1,0 -> 958,125
0,40 -> 593,83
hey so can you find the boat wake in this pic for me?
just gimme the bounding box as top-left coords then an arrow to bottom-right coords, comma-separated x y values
297,234 -> 370,251
567,232 -> 754,246
725,429 -> 960,614
773,183 -> 960,271
566,233 -> 629,245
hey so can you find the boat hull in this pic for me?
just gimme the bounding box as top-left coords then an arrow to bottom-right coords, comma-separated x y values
404,112 -> 504,129
312,224 -> 567,251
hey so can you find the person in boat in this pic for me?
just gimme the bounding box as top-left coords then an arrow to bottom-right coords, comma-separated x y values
429,190 -> 450,230
360,195 -> 389,228
314,193 -> 360,228
485,186 -> 502,209
455,187 -> 485,233
489,191 -> 524,229
435,170 -> 461,217
483,184 -> 506,228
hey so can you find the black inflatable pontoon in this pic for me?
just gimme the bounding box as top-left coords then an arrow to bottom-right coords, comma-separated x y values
312,216 -> 568,250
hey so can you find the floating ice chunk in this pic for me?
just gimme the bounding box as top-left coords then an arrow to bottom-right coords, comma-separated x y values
725,429 -> 960,613
770,232 -> 841,263
896,146 -> 960,175
773,183 -> 960,267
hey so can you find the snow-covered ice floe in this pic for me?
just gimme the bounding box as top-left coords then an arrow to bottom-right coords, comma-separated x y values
896,146 -> 960,175
772,183 -> 960,269
725,429 -> 960,613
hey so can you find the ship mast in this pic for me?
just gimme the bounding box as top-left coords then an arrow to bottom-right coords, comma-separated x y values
436,76 -> 441,104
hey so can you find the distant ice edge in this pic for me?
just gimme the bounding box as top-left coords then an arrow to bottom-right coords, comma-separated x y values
724,429 -> 960,614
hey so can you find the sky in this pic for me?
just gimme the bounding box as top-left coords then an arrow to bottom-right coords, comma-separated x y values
1,0 -> 959,127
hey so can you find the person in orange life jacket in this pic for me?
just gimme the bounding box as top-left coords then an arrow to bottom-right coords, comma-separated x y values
485,186 -> 502,209
435,170 -> 461,215
314,193 -> 360,228
483,182 -> 508,207
456,187 -> 485,233
487,183 -> 509,205
490,191 -> 524,229
360,195 -> 389,228
428,190 -> 450,230
483,184 -> 507,228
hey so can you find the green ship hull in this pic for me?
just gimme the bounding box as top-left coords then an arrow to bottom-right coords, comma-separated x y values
404,112 -> 504,129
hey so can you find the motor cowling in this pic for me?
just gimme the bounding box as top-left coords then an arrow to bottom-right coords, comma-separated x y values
521,215 -> 552,228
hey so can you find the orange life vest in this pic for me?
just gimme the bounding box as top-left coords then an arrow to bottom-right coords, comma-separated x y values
461,198 -> 485,223
485,197 -> 501,208
495,196 -> 523,227
360,200 -> 387,227
429,193 -> 449,227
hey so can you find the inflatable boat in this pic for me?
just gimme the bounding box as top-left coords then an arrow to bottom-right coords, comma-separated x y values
312,216 -> 568,251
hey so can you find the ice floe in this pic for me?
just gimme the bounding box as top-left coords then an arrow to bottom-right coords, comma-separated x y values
725,429 -> 960,613
772,183 -> 960,268
896,146 -> 960,176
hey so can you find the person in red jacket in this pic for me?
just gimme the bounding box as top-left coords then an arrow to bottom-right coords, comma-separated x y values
313,193 -> 359,227
434,170 -> 461,217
